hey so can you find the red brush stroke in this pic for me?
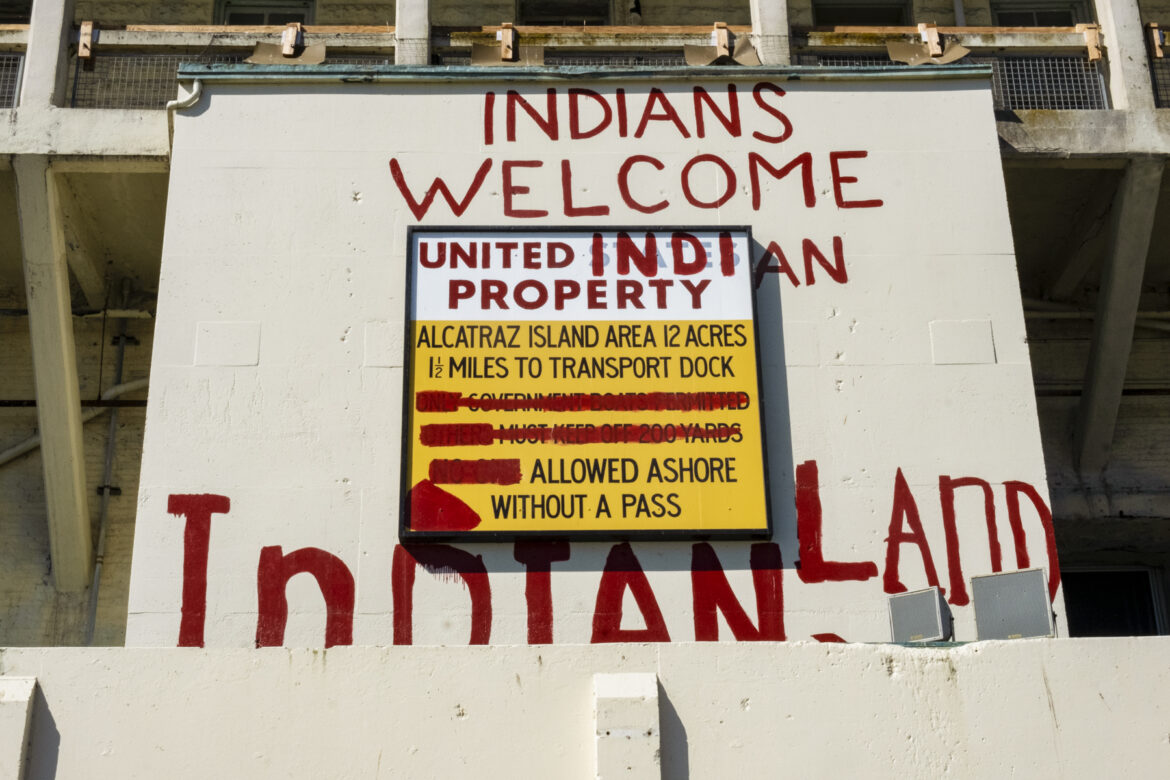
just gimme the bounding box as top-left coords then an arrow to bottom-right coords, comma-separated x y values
414,390 -> 750,413
591,543 -> 670,643
407,479 -> 482,532
392,544 -> 491,645
419,423 -> 495,446
514,541 -> 571,644
691,543 -> 785,641
168,493 -> 230,648
429,458 -> 522,485
812,633 -> 847,643
255,546 -> 354,648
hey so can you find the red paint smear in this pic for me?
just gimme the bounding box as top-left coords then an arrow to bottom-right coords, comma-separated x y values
1005,481 -> 1062,602
389,158 -> 492,221
415,390 -> 750,413
392,544 -> 491,645
882,468 -> 941,595
167,493 -> 230,648
420,423 -> 495,447
429,458 -> 522,485
812,633 -> 847,643
255,546 -> 354,648
692,543 -> 784,641
938,476 -> 1000,607
408,479 -> 482,532
591,543 -> 670,643
795,460 -> 878,583
420,422 -> 742,446
514,541 -> 571,644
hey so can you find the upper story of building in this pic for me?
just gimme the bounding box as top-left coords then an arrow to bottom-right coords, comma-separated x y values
0,0 -> 1168,155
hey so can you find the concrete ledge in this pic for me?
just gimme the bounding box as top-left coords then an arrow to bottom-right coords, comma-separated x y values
0,640 -> 1166,777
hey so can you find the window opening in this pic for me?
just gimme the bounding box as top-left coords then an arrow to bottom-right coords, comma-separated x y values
1062,567 -> 1166,637
517,0 -> 611,25
812,0 -> 910,25
220,0 -> 315,25
991,1 -> 1090,25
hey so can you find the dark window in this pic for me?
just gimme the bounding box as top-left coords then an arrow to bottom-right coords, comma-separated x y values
813,2 -> 910,25
992,2 -> 1088,25
1063,569 -> 1163,637
0,1 -> 32,23
517,0 -> 610,25
221,1 -> 314,25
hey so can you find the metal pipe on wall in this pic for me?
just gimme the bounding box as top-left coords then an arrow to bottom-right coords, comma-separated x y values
86,287 -> 131,645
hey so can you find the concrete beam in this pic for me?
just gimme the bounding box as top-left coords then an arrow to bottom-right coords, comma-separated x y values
1074,157 -> 1163,476
395,0 -> 430,65
4,109 -> 170,158
1047,177 -> 1118,300
21,0 -> 76,107
53,174 -> 107,308
750,0 -> 790,65
14,154 -> 93,592
1093,0 -> 1156,110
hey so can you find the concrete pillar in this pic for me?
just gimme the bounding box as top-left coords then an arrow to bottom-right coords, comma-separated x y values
1075,157 -> 1163,476
1093,0 -> 1156,110
593,673 -> 660,779
14,155 -> 93,592
750,0 -> 790,65
21,0 -> 76,107
395,0 -> 430,65
0,678 -> 35,780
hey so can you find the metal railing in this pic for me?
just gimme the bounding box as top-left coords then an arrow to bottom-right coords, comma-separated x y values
795,54 -> 1108,110
0,53 -> 23,108
70,52 -> 396,109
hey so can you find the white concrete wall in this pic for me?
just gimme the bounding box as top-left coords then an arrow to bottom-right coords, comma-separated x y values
1,638 -> 1168,778
127,72 -> 1061,649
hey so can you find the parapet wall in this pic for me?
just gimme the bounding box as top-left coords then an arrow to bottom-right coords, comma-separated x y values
1,638 -> 1167,778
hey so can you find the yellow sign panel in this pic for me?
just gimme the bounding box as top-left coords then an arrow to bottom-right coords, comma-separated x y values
401,228 -> 771,539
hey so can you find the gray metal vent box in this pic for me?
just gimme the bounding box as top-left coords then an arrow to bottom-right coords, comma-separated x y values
888,586 -> 952,642
972,568 -> 1054,640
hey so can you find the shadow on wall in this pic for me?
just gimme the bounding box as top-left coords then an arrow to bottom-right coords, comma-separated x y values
659,681 -> 690,778
752,236 -> 797,560
26,684 -> 59,780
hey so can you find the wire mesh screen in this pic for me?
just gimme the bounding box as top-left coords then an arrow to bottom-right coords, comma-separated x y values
1150,57 -> 1170,107
544,51 -> 686,67
795,54 -> 1107,110
436,50 -> 685,67
0,53 -> 22,108
70,52 -> 396,109
72,53 -> 247,109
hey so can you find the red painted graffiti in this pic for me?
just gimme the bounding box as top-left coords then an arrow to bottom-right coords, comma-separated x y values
692,542 -> 785,641
256,546 -> 354,648
795,459 -> 878,583
392,543 -> 492,645
882,468 -> 942,594
591,543 -> 671,643
165,464 -> 1061,647
514,541 -> 571,644
415,390 -> 750,413
428,458 -> 522,485
167,493 -> 230,648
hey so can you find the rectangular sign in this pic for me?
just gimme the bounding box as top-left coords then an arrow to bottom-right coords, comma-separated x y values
401,227 -> 771,539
